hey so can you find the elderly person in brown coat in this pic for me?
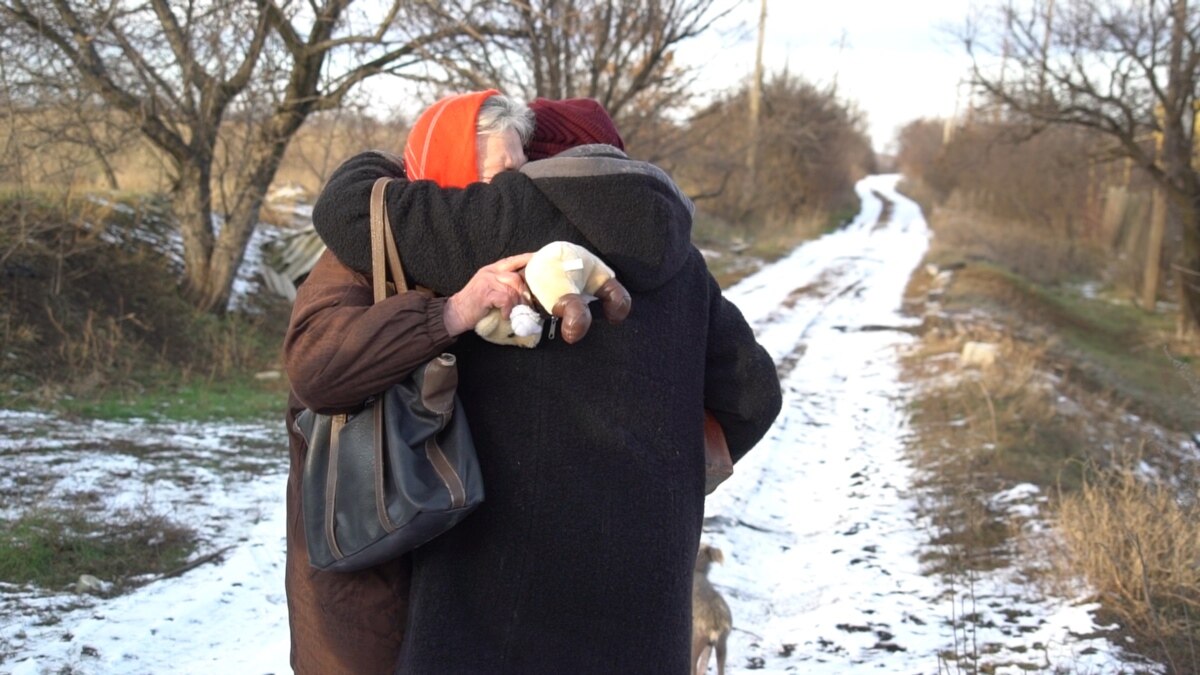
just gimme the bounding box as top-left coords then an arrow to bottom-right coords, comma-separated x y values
283,92 -> 536,674
285,91 -> 781,673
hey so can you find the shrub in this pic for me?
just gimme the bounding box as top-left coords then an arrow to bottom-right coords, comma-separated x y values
1055,459 -> 1200,672
0,190 -> 286,408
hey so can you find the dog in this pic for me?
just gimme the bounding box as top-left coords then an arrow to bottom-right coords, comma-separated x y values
691,543 -> 732,675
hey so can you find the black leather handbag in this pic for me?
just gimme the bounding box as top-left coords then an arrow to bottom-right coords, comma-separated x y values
295,177 -> 484,572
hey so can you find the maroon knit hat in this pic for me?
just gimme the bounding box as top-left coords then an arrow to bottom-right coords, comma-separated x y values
527,98 -> 625,160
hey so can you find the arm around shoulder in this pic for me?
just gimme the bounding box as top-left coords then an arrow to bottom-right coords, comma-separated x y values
311,151 -> 575,295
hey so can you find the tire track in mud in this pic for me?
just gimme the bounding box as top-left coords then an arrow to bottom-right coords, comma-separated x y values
701,177 -> 951,673
703,192 -> 896,550
746,195 -> 919,387
871,189 -> 894,231
743,192 -> 897,381
765,275 -> 867,382
703,260 -> 878,539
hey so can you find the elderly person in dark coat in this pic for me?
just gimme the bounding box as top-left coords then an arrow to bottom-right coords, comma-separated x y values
286,90 -> 781,673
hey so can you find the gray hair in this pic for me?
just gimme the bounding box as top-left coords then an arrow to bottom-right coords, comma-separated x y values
477,95 -> 535,145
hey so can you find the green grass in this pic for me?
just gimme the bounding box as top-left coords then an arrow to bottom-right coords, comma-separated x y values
821,202 -> 862,235
23,372 -> 290,420
944,264 -> 1199,431
0,508 -> 196,592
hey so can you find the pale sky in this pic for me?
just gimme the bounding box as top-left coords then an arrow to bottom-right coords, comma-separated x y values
365,1 -> 978,155
678,0 -> 977,153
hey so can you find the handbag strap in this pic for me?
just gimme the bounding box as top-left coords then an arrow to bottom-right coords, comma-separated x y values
369,177 -> 409,303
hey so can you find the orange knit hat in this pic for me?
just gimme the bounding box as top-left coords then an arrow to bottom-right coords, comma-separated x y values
404,89 -> 499,188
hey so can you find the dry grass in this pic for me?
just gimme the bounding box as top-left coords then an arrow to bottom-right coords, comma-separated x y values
941,264 -> 1198,432
0,191 -> 288,418
1,108 -> 407,200
748,209 -> 834,259
1054,458 -> 1200,673
899,119 -> 1200,671
904,326 -> 1083,489
901,329 -> 1101,672
925,203 -> 1105,286
895,177 -> 939,216
695,205 -> 855,288
903,326 -> 1087,571
269,113 -> 408,196
903,254 -> 1200,671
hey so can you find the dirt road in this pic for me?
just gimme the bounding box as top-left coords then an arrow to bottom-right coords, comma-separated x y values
701,174 -> 1153,674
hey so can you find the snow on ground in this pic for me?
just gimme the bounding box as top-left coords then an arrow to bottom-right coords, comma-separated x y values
703,175 -> 1157,674
0,175 -> 1160,674
0,413 -> 291,674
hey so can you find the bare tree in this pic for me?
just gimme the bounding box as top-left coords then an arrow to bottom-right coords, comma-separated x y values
964,0 -> 1200,329
419,0 -> 735,151
895,119 -> 944,184
0,0 -> 502,313
0,29 -> 138,191
275,105 -> 409,197
674,71 -> 873,227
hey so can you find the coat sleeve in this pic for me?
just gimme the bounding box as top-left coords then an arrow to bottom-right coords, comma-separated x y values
311,151 -> 583,296
702,274 -> 782,462
284,251 -> 456,414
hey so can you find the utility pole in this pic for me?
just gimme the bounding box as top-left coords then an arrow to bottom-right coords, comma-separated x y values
744,0 -> 767,213
945,78 -> 966,144
1038,0 -> 1054,102
830,29 -> 848,93
997,1 -> 1011,124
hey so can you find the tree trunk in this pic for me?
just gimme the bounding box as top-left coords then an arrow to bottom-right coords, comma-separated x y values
199,209 -> 256,314
175,156 -> 259,315
88,142 -> 120,191
1180,195 -> 1200,333
8,0 -> 515,315
191,121 -> 297,314
1141,185 -> 1167,311
176,162 -> 216,309
1160,0 -> 1199,331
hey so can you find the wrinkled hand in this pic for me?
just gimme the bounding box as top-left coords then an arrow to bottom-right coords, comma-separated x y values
443,253 -> 534,336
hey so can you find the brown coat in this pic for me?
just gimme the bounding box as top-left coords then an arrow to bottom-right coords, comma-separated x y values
283,250 -> 454,674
